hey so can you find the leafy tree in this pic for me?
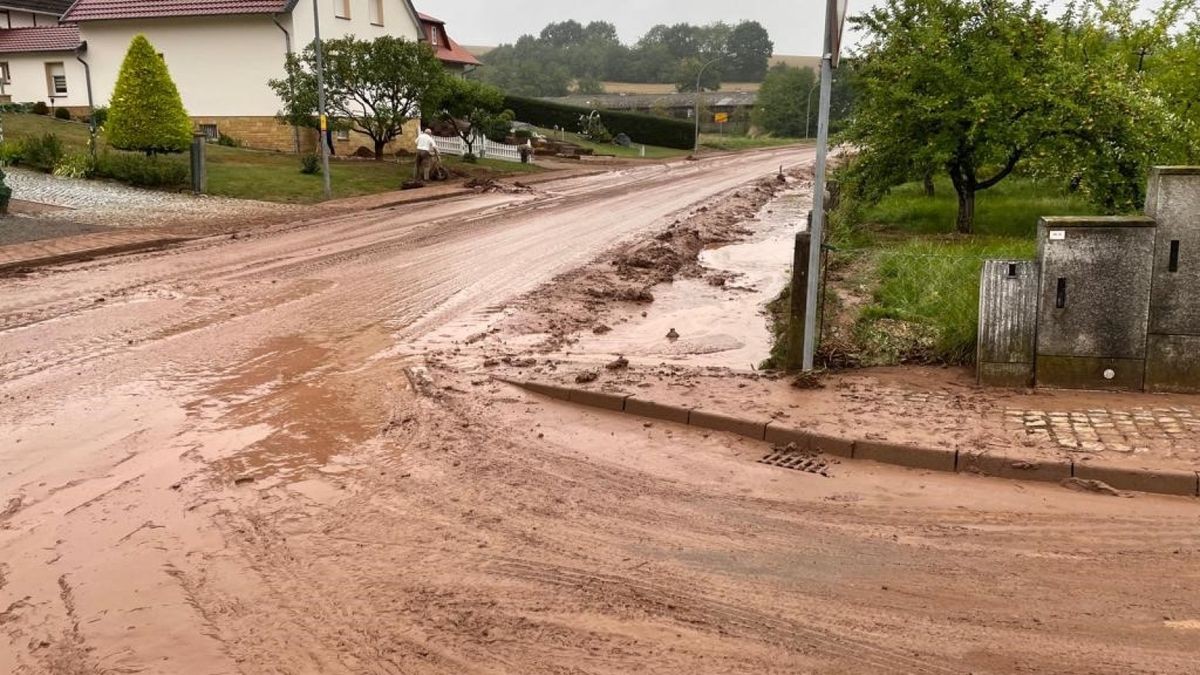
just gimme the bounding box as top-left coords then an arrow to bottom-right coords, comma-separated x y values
431,78 -> 514,156
107,35 -> 192,155
674,57 -> 724,93
753,63 -> 816,137
843,0 -> 1172,234
726,21 -> 774,81
574,77 -> 606,95
540,20 -> 587,47
271,36 -> 448,160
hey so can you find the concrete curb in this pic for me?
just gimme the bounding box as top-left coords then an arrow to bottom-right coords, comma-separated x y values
501,379 -> 1200,499
0,236 -> 195,274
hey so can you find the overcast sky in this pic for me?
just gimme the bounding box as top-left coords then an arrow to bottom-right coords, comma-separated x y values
420,0 -> 1169,56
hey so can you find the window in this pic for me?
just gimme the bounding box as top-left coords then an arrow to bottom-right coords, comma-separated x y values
334,0 -> 350,19
369,0 -> 383,25
200,124 -> 219,141
0,11 -> 10,29
0,63 -> 10,86
335,128 -> 350,141
429,26 -> 439,46
45,62 -> 66,96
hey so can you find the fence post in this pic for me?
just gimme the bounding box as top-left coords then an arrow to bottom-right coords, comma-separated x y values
785,227 -> 813,370
190,132 -> 206,195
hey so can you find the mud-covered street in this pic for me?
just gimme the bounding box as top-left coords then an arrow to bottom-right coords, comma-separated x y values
2,147 -> 1199,674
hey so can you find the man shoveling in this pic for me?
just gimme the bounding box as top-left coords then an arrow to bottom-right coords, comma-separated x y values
415,128 -> 439,182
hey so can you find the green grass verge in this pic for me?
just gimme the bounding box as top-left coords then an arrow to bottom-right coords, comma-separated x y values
863,177 -> 1100,238
2,113 -> 542,204
699,134 -> 808,152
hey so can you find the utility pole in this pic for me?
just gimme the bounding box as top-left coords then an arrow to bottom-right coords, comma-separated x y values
694,55 -> 723,155
312,0 -> 332,200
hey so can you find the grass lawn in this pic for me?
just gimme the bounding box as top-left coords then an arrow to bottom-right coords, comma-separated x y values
1,113 -> 542,204
864,177 -> 1102,238
699,134 -> 808,152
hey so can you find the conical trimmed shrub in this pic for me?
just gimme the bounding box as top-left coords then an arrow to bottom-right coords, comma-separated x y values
107,35 -> 193,154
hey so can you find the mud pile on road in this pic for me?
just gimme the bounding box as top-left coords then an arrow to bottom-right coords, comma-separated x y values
500,171 -> 810,350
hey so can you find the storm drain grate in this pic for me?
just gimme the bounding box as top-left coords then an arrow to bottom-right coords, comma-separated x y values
758,449 -> 830,476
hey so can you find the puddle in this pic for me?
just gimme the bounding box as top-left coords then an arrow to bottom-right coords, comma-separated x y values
573,189 -> 811,369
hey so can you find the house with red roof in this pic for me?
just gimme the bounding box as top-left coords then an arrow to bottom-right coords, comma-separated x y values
0,1 -> 480,154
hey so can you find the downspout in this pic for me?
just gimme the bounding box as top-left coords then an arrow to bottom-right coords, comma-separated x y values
75,42 -> 96,159
272,14 -> 300,153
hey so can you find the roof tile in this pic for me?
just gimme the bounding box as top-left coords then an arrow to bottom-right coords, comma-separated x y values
61,0 -> 292,22
0,26 -> 82,54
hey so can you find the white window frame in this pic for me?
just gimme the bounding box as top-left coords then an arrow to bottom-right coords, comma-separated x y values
334,0 -> 350,20
369,0 -> 383,26
45,62 -> 66,96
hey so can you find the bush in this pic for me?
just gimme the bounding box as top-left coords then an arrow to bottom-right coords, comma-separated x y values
462,152 -> 478,163
504,95 -> 695,149
217,132 -> 241,147
0,142 -> 24,167
89,106 -> 109,127
31,101 -> 50,116
95,150 -> 189,188
0,168 -> 11,214
0,102 -> 35,114
299,153 -> 321,175
108,34 -> 193,154
53,152 -> 97,179
19,133 -> 64,172
54,107 -> 72,121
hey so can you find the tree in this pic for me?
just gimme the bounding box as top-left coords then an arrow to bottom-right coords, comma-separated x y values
674,57 -> 723,93
726,21 -> 774,81
271,36 -> 448,160
107,35 -> 192,155
843,0 -> 1172,234
432,79 -> 514,157
753,63 -> 816,137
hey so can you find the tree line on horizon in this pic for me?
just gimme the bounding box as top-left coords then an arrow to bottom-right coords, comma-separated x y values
472,20 -> 775,97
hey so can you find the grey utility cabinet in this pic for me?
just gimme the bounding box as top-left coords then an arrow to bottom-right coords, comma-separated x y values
1144,167 -> 1200,392
1035,216 -> 1157,391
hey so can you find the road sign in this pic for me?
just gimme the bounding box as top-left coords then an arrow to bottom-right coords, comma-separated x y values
828,0 -> 850,67
714,112 -> 730,124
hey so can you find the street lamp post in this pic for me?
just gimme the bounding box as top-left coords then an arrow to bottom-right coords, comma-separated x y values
693,55 -> 723,155
312,0 -> 332,200
805,80 -> 821,139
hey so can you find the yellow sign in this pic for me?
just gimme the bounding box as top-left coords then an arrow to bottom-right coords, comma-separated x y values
319,114 -> 328,131
714,112 -> 730,124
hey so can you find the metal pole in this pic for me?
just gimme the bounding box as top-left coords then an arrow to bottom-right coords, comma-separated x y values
693,56 -> 722,155
312,0 -> 332,200
801,52 -> 835,371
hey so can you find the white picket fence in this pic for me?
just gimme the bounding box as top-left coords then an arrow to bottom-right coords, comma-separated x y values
432,134 -> 527,164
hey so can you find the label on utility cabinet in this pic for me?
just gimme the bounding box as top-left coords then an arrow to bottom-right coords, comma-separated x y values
1049,230 -> 1067,241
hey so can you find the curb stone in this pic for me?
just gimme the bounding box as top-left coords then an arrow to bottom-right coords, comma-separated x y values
503,379 -> 1200,498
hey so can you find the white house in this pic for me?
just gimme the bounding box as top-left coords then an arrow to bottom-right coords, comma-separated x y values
0,0 -> 480,154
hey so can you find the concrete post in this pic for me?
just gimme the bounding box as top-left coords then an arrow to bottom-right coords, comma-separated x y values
785,228 -> 813,370
190,132 -> 207,194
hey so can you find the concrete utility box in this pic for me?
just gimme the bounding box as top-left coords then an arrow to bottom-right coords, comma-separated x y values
1144,167 -> 1200,393
977,260 -> 1039,387
1035,216 -> 1157,391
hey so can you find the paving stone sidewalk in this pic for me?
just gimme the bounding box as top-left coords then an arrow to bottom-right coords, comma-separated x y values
5,168 -> 299,229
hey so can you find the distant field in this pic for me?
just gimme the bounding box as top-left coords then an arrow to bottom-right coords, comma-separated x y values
600,81 -> 761,94
463,45 -> 820,76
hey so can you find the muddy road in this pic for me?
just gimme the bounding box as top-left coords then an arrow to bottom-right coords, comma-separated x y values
2,146 -> 1198,674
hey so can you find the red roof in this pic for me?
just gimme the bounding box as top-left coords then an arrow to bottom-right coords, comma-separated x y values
0,26 -> 82,53
418,12 -> 481,67
61,0 -> 292,22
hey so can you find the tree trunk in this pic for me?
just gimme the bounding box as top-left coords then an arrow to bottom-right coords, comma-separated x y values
923,172 -> 935,197
374,139 -> 386,161
955,186 -> 975,235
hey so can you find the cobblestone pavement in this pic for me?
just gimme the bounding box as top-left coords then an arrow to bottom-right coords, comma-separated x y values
1008,407 -> 1200,456
6,168 -> 300,229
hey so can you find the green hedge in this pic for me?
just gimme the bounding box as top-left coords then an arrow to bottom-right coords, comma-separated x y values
505,95 -> 695,150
